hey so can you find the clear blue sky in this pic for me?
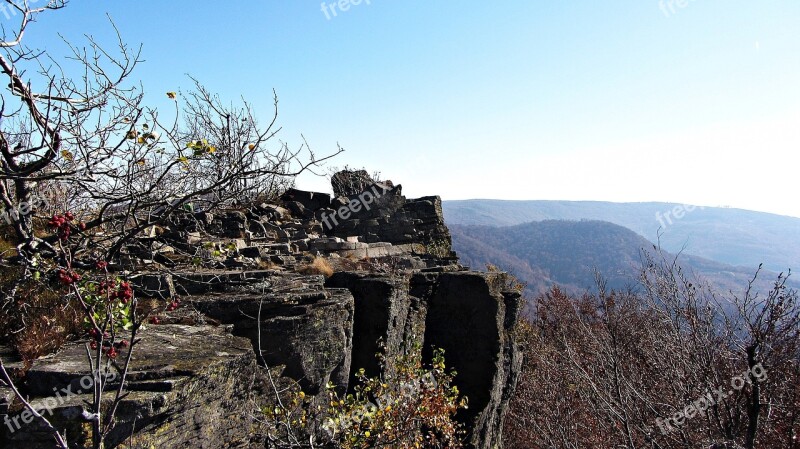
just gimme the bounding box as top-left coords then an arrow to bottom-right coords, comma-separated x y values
19,0 -> 800,217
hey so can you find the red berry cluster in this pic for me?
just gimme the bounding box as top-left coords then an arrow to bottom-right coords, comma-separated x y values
48,212 -> 86,241
99,280 -> 134,304
99,279 -> 115,292
95,260 -> 108,271
87,329 -> 129,359
166,298 -> 181,312
149,316 -> 161,325
58,269 -> 81,285
88,328 -> 109,341
116,281 -> 134,303
49,212 -> 74,240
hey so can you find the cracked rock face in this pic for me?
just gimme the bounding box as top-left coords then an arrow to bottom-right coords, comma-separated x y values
191,275 -> 355,397
418,272 -> 522,449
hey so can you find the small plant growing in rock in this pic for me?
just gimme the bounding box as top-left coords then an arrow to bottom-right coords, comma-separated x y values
426,239 -> 453,260
486,264 -> 527,293
260,381 -> 316,446
323,344 -> 467,449
255,332 -> 466,448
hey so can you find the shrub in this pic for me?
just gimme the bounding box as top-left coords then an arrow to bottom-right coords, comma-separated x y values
323,344 -> 467,449
260,343 -> 467,448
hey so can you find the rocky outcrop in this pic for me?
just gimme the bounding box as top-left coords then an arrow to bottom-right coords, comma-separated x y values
1,171 -> 522,448
282,171 -> 454,257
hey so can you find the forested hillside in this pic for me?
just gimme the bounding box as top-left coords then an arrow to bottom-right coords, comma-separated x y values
451,219 -> 796,297
444,200 -> 800,272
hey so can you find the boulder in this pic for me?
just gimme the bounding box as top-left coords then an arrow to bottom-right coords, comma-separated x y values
227,212 -> 248,234
331,169 -> 375,198
280,189 -> 331,212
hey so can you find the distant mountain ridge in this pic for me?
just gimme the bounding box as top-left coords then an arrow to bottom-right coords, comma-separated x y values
443,200 -> 800,273
450,220 -> 797,298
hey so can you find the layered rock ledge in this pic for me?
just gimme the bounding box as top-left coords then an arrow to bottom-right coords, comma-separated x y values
1,171 -> 521,449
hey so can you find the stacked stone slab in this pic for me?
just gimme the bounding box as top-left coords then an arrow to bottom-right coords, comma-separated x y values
123,182 -> 453,271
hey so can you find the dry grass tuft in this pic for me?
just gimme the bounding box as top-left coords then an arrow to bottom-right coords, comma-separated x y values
298,257 -> 334,277
0,269 -> 83,363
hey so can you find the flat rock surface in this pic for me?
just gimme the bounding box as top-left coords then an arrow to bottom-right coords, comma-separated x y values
22,324 -> 252,397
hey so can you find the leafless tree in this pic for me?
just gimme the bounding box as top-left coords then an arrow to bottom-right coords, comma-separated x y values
0,1 -> 340,291
0,2 -> 340,447
505,249 -> 800,449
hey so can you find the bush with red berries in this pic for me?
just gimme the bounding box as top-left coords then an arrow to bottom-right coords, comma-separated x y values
56,259 -> 138,364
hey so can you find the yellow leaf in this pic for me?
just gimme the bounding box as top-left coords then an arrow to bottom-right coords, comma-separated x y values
136,159 -> 146,166
60,150 -> 74,161
248,144 -> 256,151
166,92 -> 177,99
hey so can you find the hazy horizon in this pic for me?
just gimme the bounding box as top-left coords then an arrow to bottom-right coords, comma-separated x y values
442,198 -> 800,219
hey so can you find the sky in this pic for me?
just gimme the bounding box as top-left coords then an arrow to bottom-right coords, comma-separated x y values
11,0 -> 800,217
